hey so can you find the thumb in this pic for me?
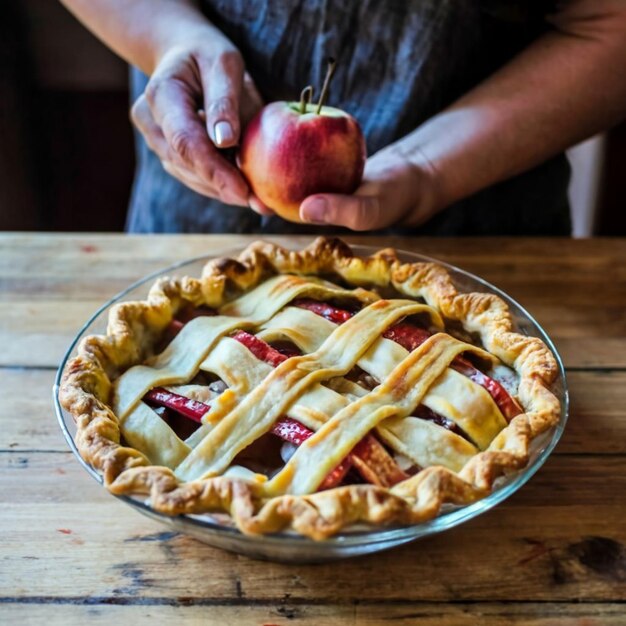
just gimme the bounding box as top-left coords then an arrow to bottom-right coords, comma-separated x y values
199,50 -> 244,148
299,193 -> 385,231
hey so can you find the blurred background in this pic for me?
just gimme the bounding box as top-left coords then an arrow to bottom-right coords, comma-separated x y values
2,1 -> 624,235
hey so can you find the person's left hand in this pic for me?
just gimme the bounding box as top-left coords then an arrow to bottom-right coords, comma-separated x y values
295,147 -> 441,230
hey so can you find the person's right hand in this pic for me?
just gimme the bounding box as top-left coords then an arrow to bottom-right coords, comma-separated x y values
131,38 -> 264,206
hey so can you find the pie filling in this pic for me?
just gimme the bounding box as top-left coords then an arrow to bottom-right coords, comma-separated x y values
128,279 -> 522,494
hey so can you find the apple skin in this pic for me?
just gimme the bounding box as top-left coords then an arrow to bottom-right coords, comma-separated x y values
239,101 -> 366,223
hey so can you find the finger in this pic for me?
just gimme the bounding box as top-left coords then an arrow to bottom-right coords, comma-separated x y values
162,160 -> 214,196
145,70 -> 249,204
299,193 -> 391,231
198,50 -> 244,148
162,160 -> 228,200
135,94 -> 219,192
248,194 -> 274,216
137,97 -> 247,205
163,161 -> 258,209
240,72 -> 265,125
130,94 -> 168,157
145,67 -> 209,166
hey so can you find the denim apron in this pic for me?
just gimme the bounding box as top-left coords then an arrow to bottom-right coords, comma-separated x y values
127,0 -> 571,235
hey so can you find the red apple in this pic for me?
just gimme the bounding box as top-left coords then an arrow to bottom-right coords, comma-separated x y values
238,61 -> 366,223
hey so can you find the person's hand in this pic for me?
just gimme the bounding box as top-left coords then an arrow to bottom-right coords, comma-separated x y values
296,146 -> 441,230
131,37 -> 264,206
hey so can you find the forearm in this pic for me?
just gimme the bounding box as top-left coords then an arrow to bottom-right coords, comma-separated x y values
397,0 -> 626,212
59,0 -> 227,74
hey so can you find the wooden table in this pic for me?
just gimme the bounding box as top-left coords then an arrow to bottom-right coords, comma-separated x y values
2,234 -> 625,625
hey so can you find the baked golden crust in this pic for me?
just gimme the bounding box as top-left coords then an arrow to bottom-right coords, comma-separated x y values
59,237 -> 560,540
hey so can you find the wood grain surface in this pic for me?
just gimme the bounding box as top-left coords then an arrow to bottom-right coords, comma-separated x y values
1,234 -> 625,625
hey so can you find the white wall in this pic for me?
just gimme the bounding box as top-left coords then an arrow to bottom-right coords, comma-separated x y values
567,135 -> 605,237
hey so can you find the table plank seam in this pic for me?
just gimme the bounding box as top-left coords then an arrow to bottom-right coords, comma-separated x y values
0,449 -> 72,454
0,365 -> 59,372
565,367 -> 626,373
1,597 -> 625,607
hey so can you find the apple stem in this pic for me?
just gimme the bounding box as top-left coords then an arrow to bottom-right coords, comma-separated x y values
316,57 -> 337,115
299,86 -> 313,114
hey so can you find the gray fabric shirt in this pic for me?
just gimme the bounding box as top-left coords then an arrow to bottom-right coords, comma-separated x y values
127,0 -> 571,235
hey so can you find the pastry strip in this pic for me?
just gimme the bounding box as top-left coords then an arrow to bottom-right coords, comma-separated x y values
174,300 -> 428,481
114,276 -> 363,420
259,305 -> 507,449
265,333 -> 491,495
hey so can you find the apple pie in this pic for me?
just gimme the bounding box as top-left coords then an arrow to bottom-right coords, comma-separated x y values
60,237 -> 560,539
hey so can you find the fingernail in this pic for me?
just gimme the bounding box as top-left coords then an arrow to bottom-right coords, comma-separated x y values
214,121 -> 235,147
301,198 -> 328,224
248,196 -> 266,214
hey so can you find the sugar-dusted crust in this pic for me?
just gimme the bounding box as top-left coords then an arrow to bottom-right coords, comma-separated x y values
59,237 -> 560,540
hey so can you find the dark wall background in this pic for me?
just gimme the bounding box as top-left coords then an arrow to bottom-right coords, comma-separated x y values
1,0 -> 624,234
1,0 -> 133,232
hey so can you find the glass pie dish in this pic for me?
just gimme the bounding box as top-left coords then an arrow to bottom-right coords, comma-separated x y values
54,243 -> 568,563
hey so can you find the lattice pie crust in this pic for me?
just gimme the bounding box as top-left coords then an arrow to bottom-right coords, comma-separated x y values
60,238 -> 560,539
